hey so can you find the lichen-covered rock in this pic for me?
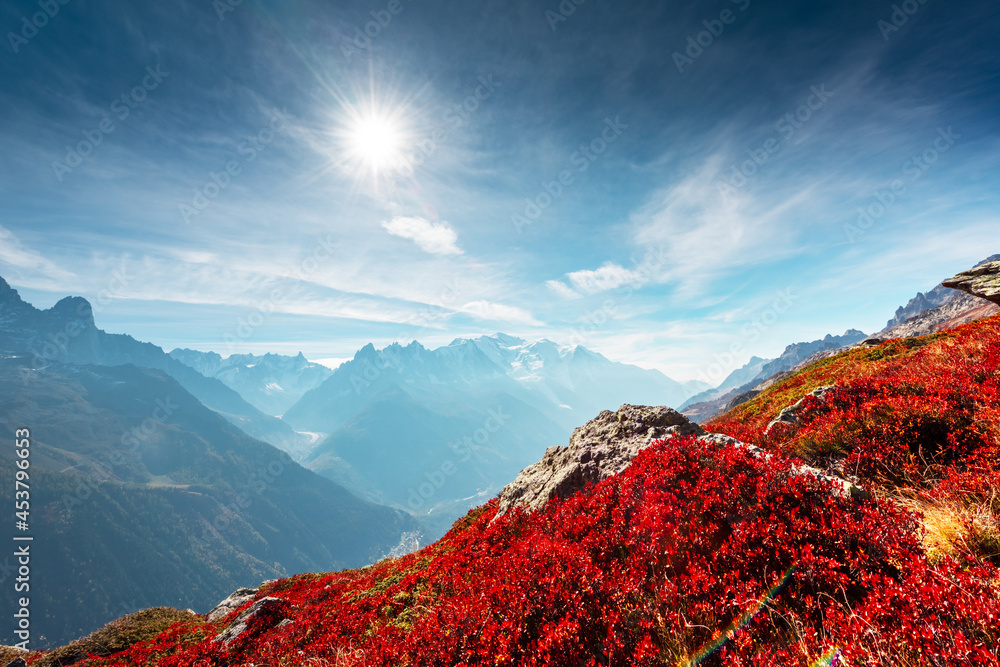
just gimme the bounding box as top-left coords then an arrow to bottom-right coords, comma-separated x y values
207,587 -> 258,622
211,597 -> 288,648
495,405 -> 705,515
943,260 -> 1000,305
765,386 -> 836,435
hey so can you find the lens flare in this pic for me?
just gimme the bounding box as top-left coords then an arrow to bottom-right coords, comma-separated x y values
680,565 -> 796,667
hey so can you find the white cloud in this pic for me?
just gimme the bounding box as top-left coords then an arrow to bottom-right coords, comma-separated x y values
566,263 -> 641,294
461,300 -> 542,326
382,216 -> 462,256
629,151 -> 820,297
545,279 -> 582,300
0,225 -> 76,287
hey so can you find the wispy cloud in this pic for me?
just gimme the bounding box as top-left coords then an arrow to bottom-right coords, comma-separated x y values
0,225 -> 77,288
460,300 -> 542,327
629,152 -> 824,297
545,279 -> 583,300
382,216 -> 462,256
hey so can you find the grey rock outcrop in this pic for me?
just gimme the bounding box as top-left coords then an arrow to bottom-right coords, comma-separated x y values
943,260 -> 1000,306
211,597 -> 288,648
207,587 -> 259,622
496,405 -> 705,515
766,386 -> 836,435
497,403 -> 866,516
877,291 -> 999,340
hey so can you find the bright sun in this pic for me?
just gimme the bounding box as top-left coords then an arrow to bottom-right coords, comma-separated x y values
346,114 -> 405,172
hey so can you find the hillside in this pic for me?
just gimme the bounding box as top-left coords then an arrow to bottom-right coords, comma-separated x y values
0,358 -> 418,647
0,277 -> 305,454
34,313 -> 1000,666
680,330 -> 868,421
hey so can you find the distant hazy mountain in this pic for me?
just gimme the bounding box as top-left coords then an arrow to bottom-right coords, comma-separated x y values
286,335 -> 707,434
283,335 -> 707,537
681,329 -> 868,421
679,356 -> 773,409
0,277 -> 304,454
0,357 -> 417,647
716,355 -> 771,392
169,349 -> 333,417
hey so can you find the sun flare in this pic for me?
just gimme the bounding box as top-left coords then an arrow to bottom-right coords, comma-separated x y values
346,114 -> 405,172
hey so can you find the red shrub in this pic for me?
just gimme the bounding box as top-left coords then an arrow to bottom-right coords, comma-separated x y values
75,316 -> 1000,666
78,436 -> 1000,666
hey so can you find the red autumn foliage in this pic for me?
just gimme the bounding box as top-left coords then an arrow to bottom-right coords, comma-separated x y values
67,316 -> 1000,666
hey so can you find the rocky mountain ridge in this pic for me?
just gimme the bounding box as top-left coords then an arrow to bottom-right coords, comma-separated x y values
0,278 -> 305,454
168,349 -> 333,417
680,329 -> 868,422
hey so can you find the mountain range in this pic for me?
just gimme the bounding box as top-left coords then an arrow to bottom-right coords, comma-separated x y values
874,253 -> 1000,339
4,253 -> 1000,649
0,356 -> 416,646
167,350 -> 333,418
32,271 -> 1000,665
284,335 -> 710,537
0,278 -> 305,455
679,329 -> 869,422
678,253 -> 1000,423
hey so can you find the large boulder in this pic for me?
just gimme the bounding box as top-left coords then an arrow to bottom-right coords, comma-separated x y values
497,403 -> 866,516
943,260 -> 1000,305
496,405 -> 705,515
212,597 -> 289,649
207,587 -> 259,622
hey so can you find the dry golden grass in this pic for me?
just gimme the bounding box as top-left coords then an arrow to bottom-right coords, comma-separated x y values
897,492 -> 1000,563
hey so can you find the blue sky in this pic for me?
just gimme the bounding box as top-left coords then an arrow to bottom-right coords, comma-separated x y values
1,0 -> 998,382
